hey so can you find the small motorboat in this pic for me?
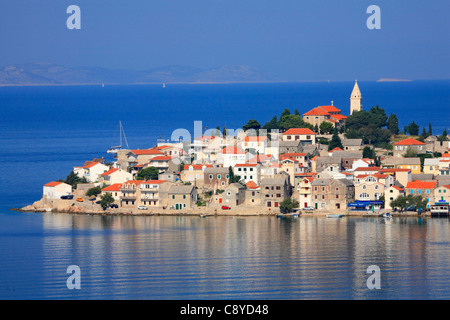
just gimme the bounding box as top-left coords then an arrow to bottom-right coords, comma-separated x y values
383,212 -> 391,218
327,214 -> 343,218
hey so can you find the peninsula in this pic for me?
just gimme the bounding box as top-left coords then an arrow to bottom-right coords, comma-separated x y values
19,82 -> 450,217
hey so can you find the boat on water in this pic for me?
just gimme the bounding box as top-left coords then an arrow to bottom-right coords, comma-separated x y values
327,214 -> 343,218
107,121 -> 129,154
383,212 -> 391,218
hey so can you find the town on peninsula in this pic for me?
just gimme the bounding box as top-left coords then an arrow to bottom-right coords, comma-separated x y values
20,82 -> 450,217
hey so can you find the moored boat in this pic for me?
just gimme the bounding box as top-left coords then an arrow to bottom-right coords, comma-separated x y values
327,214 -> 343,218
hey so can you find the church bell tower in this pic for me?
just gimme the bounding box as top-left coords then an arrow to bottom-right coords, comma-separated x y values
350,80 -> 362,114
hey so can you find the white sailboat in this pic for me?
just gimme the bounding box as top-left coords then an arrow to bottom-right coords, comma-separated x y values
107,121 -> 129,154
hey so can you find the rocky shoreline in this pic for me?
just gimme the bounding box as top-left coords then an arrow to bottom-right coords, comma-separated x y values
13,198 -> 426,218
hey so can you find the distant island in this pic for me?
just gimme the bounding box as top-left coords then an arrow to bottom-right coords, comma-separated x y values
0,62 -> 280,86
377,78 -> 412,82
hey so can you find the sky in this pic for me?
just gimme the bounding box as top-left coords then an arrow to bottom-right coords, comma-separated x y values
0,0 -> 449,81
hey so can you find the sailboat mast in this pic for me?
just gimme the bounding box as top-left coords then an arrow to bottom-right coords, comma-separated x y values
121,121 -> 129,149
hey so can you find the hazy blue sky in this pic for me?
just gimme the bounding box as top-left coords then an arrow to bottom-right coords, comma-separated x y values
1,0 -> 449,81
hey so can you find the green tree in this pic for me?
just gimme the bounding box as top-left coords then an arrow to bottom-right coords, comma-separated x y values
86,186 -> 102,197
279,197 -> 299,214
319,121 -> 334,134
279,114 -> 313,131
228,166 -> 241,184
294,109 -> 300,116
242,119 -> 261,132
328,129 -> 343,151
63,170 -> 87,189
314,124 -> 319,133
363,146 -> 376,160
405,121 -> 419,136
262,116 -> 279,131
136,166 -> 159,180
368,105 -> 388,128
428,123 -> 433,136
280,108 -> 291,119
404,146 -> 418,158
100,193 -> 115,210
387,113 -> 399,135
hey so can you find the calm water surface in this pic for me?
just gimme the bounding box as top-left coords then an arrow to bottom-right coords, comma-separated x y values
0,82 -> 449,299
1,211 -> 449,300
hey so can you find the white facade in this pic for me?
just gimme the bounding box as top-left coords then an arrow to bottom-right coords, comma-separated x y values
43,182 -> 72,200
233,164 -> 260,185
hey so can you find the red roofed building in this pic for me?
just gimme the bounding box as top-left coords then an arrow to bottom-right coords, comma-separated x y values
282,128 -> 316,145
43,181 -> 72,200
233,163 -> 261,185
241,135 -> 268,154
99,168 -> 132,185
393,138 -> 426,158
303,105 -> 347,128
406,180 -> 437,208
101,183 -> 123,201
219,146 -> 247,167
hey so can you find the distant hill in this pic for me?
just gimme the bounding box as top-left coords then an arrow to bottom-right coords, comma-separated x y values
0,63 -> 280,85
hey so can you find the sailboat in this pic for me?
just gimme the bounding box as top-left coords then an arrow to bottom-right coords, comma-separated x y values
107,121 -> 129,154
162,83 -> 166,88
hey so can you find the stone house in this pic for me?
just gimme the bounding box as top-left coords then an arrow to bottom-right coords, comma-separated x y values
204,167 -> 230,190
167,185 -> 198,210
222,183 -> 246,207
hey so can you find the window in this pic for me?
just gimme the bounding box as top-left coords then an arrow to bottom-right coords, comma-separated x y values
217,174 -> 221,179
226,175 -> 229,179
209,174 -> 213,180
183,195 -> 186,199
172,195 -> 175,199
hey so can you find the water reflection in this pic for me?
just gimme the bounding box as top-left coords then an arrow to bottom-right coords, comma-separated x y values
33,214 -> 450,299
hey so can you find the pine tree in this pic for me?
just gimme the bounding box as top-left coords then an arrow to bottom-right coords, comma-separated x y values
387,113 -> 399,135
328,129 -> 343,151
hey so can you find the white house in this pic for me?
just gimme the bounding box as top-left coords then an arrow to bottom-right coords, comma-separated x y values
99,168 -> 132,185
233,163 -> 260,185
240,136 -> 267,155
282,128 -> 316,145
218,146 -> 247,168
74,161 -> 109,183
43,181 -> 72,200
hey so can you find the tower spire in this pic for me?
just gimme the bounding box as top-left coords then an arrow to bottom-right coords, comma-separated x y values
350,80 -> 362,114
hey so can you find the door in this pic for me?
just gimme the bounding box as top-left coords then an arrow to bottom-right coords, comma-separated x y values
304,202 -> 308,208
176,203 -> 179,210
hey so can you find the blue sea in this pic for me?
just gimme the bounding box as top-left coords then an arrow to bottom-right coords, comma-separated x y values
0,81 -> 449,300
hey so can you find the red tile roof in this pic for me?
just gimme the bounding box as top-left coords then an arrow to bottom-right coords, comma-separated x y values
330,114 -> 347,120
318,105 -> 342,113
303,108 -> 330,116
442,153 -> 450,158
330,147 -> 344,152
406,181 -> 437,189
101,168 -> 119,176
83,162 -> 102,169
235,163 -> 258,167
142,180 -> 168,184
391,185 -> 404,191
44,181 -> 64,187
283,128 -> 316,135
246,181 -> 260,189
131,149 -> 164,156
393,138 -> 426,146
102,183 -> 122,192
150,156 -> 173,161
243,136 -> 267,142
221,146 -> 246,154
354,167 -> 381,171
380,168 -> 411,173
247,154 -> 273,163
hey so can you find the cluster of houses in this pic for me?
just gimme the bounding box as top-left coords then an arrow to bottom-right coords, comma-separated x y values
41,82 -> 450,214
42,128 -> 450,214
